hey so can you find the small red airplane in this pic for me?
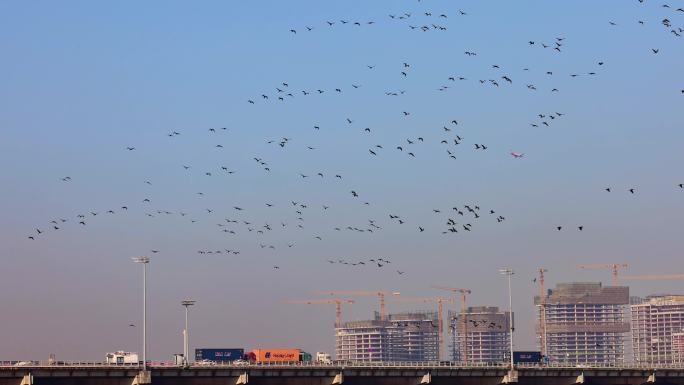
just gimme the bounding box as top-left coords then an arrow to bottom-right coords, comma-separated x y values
510,152 -> 524,158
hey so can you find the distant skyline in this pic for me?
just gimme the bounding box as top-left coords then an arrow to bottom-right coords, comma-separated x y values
1,0 -> 683,361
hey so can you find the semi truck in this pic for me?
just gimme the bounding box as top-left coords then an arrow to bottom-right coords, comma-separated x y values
513,351 -> 542,364
195,348 -> 244,363
246,348 -> 301,362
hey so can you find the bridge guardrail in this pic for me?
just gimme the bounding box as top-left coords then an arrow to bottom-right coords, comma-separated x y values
2,361 -> 684,370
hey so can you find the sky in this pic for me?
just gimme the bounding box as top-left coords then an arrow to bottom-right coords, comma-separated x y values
1,0 -> 683,361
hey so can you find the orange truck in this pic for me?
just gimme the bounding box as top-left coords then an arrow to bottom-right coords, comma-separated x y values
250,348 -> 300,362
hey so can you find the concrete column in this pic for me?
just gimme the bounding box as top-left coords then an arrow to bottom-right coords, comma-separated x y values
236,372 -> 248,384
132,370 -> 151,384
19,374 -> 32,385
502,369 -> 518,383
332,372 -> 343,384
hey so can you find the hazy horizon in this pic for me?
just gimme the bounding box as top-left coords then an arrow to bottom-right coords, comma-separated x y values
1,0 -> 683,361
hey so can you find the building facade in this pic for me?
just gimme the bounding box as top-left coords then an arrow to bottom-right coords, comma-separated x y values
535,282 -> 629,365
673,333 -> 684,364
630,295 -> 684,365
385,312 -> 439,361
335,320 -> 390,362
335,311 -> 438,362
449,306 -> 511,364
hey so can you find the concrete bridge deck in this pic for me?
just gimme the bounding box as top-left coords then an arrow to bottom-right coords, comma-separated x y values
1,363 -> 682,385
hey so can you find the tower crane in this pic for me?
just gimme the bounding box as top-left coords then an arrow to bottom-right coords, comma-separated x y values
622,274 -> 684,281
394,296 -> 454,361
284,299 -> 354,328
317,291 -> 400,321
432,286 -> 471,313
432,286 -> 471,363
577,263 -> 629,286
536,268 -> 548,357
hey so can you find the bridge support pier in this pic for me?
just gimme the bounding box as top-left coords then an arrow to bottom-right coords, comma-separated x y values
647,372 -> 656,383
420,372 -> 431,384
19,374 -> 32,385
132,370 -> 151,385
502,369 -> 518,383
332,372 -> 343,384
576,372 -> 585,384
236,372 -> 248,384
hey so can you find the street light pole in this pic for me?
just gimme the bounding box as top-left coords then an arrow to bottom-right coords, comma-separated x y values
499,268 -> 517,383
181,300 -> 196,366
132,256 -> 150,372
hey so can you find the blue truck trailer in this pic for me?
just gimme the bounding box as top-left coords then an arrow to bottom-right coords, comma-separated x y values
195,348 -> 244,362
513,351 -> 542,364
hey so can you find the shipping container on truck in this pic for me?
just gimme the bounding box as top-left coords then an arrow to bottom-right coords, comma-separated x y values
513,351 -> 542,364
250,348 -> 300,362
195,348 -> 245,362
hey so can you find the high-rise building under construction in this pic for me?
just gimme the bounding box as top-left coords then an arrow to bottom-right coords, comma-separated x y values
630,295 -> 684,365
335,311 -> 438,362
448,306 -> 511,364
535,282 -> 630,365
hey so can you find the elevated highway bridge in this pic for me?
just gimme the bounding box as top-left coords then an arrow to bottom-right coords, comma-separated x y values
1,362 -> 682,385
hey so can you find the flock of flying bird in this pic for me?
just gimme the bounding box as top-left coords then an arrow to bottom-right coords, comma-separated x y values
27,1 -> 684,275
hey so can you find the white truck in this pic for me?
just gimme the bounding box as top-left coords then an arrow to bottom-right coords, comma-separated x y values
315,352 -> 332,364
105,351 -> 139,364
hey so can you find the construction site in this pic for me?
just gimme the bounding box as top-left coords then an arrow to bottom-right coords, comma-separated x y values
334,311 -> 440,362
284,263 -> 684,364
535,282 -> 630,365
631,295 -> 684,365
449,306 -> 511,364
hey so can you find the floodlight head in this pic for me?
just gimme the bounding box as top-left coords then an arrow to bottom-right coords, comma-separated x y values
181,300 -> 196,307
132,256 -> 150,264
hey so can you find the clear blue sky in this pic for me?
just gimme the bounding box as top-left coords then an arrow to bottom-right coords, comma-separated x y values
1,0 -> 683,360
